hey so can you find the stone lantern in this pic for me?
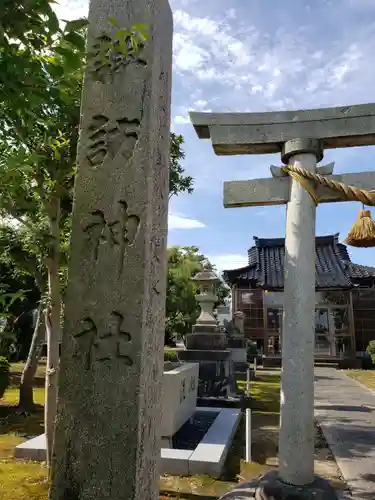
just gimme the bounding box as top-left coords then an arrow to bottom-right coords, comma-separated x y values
178,260 -> 236,399
182,260 -> 229,354
191,260 -> 221,332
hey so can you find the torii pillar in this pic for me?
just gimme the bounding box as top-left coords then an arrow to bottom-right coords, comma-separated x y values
190,104 -> 375,495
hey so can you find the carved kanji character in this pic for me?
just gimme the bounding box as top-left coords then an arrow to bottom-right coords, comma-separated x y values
86,115 -> 141,167
73,317 -> 98,370
89,34 -> 147,82
73,311 -> 133,370
83,201 -> 140,267
179,379 -> 186,403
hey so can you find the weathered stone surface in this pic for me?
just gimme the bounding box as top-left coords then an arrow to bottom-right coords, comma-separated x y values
185,333 -> 228,350
178,350 -> 231,362
161,363 -> 198,438
189,103 -> 375,155
49,1 -> 172,499
217,471 -> 338,499
178,355 -> 234,398
281,138 -> 323,163
223,171 -> 375,208
279,151 -> 316,485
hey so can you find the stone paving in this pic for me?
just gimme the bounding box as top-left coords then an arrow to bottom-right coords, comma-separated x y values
315,368 -> 375,500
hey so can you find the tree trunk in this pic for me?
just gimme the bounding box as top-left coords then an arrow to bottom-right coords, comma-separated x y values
19,304 -> 45,410
45,197 -> 61,470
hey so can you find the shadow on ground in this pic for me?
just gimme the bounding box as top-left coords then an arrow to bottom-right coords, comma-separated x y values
315,405 -> 373,413
314,375 -> 335,381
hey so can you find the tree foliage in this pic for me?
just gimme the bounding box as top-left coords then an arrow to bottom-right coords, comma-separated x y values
169,133 -> 194,198
0,225 -> 41,359
0,1 -> 85,143
0,3 -> 195,371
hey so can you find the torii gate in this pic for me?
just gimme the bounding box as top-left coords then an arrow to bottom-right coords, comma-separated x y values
190,104 -> 375,493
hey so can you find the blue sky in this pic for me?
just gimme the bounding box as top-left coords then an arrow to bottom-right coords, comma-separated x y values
55,0 -> 375,271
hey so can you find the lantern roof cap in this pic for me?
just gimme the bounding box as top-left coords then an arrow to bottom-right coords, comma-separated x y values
192,260 -> 221,283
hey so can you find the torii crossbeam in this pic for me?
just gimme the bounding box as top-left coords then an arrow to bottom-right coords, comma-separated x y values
190,103 -> 375,156
224,170 -> 375,208
190,103 -> 375,496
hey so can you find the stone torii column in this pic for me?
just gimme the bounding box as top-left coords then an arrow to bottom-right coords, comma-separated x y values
190,104 -> 375,497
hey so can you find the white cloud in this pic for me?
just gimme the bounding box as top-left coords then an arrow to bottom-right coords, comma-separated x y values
173,98 -> 212,126
168,213 -> 205,230
194,99 -> 208,108
174,115 -> 191,125
207,253 -> 248,272
172,7 -> 375,112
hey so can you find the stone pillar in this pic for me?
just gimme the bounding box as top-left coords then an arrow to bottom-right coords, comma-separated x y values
279,139 -> 322,486
49,1 -> 172,500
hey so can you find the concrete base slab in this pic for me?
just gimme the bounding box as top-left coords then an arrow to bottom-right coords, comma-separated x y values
15,407 -> 241,479
189,407 -> 241,478
14,433 -> 46,462
160,448 -> 193,476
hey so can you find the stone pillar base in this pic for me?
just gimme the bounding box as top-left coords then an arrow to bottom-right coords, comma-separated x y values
218,471 -> 338,499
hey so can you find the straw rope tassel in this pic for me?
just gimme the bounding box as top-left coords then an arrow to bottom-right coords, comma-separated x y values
281,165 -> 375,248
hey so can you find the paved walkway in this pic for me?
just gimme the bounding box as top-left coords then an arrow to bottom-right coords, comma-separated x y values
315,368 -> 375,500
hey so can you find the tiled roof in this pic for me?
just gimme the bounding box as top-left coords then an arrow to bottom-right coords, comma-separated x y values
343,262 -> 375,280
223,234 -> 375,290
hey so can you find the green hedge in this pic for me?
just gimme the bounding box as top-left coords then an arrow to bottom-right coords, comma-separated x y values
164,349 -> 178,362
0,356 -> 10,399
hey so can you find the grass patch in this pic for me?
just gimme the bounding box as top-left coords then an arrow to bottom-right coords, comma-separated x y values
10,361 -> 46,380
9,362 -> 46,390
0,370 -> 345,499
0,387 -> 47,500
0,461 -> 49,500
1,387 -> 45,407
238,373 -> 280,414
345,369 -> 375,390
160,373 -> 282,498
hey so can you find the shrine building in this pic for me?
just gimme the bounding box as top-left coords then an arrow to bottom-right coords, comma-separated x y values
223,234 -> 375,367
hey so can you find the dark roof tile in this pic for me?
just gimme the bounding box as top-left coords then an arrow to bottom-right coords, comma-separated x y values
344,262 -> 375,280
223,234 -> 373,289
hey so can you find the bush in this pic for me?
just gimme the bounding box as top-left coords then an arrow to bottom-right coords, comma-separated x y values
0,356 -> 10,398
164,349 -> 178,362
366,340 -> 375,364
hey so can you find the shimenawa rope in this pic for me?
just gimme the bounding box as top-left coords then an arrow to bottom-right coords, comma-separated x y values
280,164 -> 375,247
281,164 -> 375,206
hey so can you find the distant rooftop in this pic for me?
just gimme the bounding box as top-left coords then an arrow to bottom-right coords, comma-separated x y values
223,234 -> 375,290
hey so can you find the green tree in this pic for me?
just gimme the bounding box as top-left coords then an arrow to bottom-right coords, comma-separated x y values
165,246 -> 229,345
169,133 -> 194,198
0,7 -> 87,466
0,2 -> 194,468
0,0 -> 61,141
0,224 -> 46,407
